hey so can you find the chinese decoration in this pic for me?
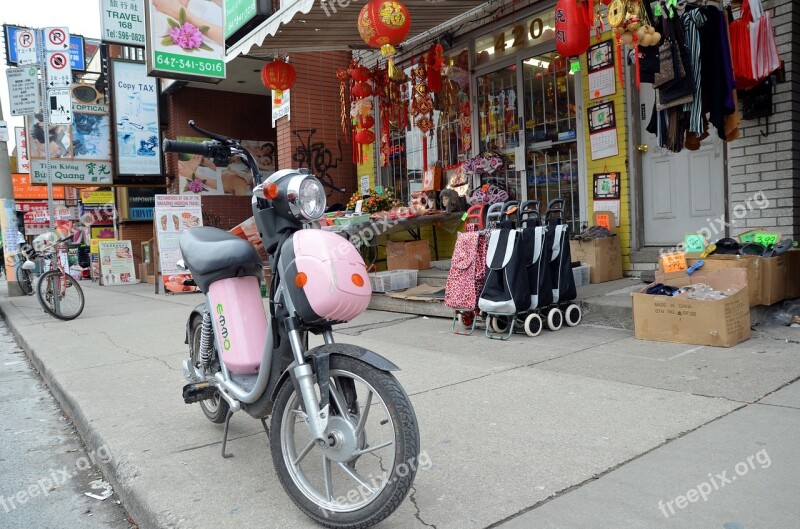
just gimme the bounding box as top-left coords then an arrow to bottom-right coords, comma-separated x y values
261,59 -> 296,99
357,0 -> 412,57
410,56 -> 434,171
607,0 -> 660,87
554,0 -> 592,58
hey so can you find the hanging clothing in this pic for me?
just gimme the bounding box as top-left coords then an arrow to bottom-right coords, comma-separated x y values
682,9 -> 706,136
698,5 -> 736,139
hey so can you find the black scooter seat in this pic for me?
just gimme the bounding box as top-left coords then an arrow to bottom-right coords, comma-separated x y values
179,227 -> 263,292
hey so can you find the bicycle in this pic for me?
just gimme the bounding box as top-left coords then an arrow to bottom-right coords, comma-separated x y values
36,237 -> 84,320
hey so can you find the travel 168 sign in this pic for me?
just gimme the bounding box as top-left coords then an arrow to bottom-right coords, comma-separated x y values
100,0 -> 146,45
6,67 -> 39,115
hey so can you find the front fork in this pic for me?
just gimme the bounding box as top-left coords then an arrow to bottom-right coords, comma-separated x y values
286,317 -> 334,444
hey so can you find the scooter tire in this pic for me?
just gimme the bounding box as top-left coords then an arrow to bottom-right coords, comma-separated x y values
271,354 -> 420,528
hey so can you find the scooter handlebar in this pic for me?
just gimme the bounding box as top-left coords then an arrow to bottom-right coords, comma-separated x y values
162,139 -> 216,157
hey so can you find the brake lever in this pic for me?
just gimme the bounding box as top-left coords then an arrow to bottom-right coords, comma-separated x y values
189,120 -> 233,143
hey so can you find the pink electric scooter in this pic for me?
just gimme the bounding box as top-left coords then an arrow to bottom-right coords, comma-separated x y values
164,122 -> 419,528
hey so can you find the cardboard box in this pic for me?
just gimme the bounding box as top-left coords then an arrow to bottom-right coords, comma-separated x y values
387,240 -> 431,271
685,254 -> 761,307
569,237 -> 623,284
632,268 -> 751,347
760,255 -> 787,306
786,249 -> 800,299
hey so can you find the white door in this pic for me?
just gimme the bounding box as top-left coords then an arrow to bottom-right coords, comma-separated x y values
639,84 -> 725,246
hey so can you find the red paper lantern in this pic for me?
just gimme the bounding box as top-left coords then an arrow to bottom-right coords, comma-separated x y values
358,115 -> 376,129
358,0 -> 412,56
352,81 -> 374,99
554,0 -> 590,58
354,129 -> 376,144
350,65 -> 371,82
261,60 -> 296,97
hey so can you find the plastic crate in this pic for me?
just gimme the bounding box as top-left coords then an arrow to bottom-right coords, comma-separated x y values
572,264 -> 590,287
333,214 -> 371,226
369,269 -> 418,292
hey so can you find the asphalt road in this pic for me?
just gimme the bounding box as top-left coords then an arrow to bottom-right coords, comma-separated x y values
0,320 -> 133,529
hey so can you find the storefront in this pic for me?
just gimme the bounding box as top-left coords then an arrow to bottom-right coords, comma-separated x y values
381,4 -> 588,234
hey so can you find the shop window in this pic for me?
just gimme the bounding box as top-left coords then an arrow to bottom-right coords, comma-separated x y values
522,52 -> 581,232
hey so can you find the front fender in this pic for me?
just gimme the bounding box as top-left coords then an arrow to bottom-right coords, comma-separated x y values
184,303 -> 207,344
269,344 -> 400,404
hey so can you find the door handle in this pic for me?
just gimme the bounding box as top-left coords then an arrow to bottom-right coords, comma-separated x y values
637,144 -> 649,153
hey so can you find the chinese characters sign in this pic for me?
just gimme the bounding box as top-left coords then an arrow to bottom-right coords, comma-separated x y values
100,0 -> 146,45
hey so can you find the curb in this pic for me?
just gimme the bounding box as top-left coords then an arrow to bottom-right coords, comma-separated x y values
0,300 -> 169,529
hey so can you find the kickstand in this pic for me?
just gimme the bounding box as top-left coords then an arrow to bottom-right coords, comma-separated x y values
260,417 -> 270,439
221,409 -> 234,458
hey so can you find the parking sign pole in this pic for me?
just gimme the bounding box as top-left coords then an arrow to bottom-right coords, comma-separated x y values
37,28 -> 54,232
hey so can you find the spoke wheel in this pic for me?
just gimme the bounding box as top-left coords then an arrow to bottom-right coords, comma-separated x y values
271,354 -> 419,528
16,265 -> 34,295
36,270 -> 84,320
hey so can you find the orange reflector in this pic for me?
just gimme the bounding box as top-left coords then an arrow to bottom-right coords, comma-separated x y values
263,182 -> 279,199
294,272 -> 307,288
351,274 -> 365,287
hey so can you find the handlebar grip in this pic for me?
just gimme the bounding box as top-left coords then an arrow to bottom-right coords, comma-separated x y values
163,139 -> 214,157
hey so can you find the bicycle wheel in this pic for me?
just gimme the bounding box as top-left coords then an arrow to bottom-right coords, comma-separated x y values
16,263 -> 34,295
36,270 -> 85,320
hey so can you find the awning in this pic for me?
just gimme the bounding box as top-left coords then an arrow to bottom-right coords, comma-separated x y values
225,0 -> 491,62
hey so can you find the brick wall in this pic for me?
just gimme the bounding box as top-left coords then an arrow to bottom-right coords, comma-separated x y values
162,87 -> 274,226
275,51 -> 357,207
727,0 -> 800,240
164,87 -> 276,193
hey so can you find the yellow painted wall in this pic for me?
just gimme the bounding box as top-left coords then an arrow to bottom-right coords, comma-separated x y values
579,34 -> 632,271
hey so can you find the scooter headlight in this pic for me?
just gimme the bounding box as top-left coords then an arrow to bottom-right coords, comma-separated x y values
287,175 -> 326,220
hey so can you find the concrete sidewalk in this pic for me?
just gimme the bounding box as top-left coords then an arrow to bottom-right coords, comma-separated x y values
1,280 -> 798,529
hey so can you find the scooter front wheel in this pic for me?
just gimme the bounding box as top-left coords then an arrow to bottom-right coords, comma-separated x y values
271,354 -> 420,528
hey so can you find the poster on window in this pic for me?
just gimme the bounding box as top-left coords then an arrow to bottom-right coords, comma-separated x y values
176,136 -> 275,196
99,240 -> 138,285
111,60 -> 161,176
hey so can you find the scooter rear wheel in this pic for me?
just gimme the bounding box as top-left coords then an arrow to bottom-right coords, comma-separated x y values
271,354 -> 420,528
189,315 -> 229,423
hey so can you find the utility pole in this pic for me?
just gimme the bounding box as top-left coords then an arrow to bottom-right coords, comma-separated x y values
0,96 -> 24,296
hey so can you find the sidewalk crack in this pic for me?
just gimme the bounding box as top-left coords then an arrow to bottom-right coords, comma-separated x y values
408,486 -> 436,529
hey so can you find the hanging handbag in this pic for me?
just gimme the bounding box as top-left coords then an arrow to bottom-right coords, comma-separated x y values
653,40 -> 676,88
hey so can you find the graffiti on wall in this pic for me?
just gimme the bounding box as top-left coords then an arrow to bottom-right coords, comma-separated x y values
291,129 -> 344,196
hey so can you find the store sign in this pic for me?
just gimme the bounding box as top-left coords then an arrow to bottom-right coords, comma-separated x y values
100,0 -> 146,46
6,67 -> 39,116
271,89 -> 290,127
31,160 -> 113,185
80,190 -> 115,204
111,60 -> 161,176
16,201 -> 49,212
146,0 -> 225,81
154,194 -> 203,293
124,187 -> 159,221
28,81 -> 114,185
225,0 -> 257,38
69,35 -> 86,71
474,9 -> 556,64
12,173 -> 66,199
15,128 -> 30,173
